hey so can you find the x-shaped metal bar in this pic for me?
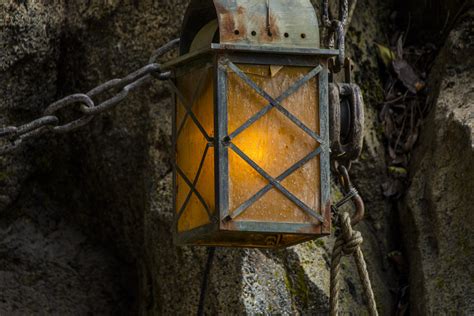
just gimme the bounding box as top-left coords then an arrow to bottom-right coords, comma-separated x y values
227,146 -> 323,221
175,143 -> 212,224
224,62 -> 325,222
229,143 -> 324,222
226,61 -> 324,144
168,66 -> 213,142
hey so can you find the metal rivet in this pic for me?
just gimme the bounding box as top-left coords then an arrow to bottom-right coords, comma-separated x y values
251,31 -> 257,36
301,33 -> 306,39
267,31 -> 273,37
234,30 -> 240,35
284,32 -> 289,38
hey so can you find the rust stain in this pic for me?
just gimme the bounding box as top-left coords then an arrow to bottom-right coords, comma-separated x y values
220,12 -> 236,37
255,12 -> 281,43
216,4 -> 248,42
268,13 -> 281,39
321,200 -> 332,234
296,224 -> 316,234
220,219 -> 235,231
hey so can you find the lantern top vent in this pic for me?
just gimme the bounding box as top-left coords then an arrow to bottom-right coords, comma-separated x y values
179,0 -> 320,55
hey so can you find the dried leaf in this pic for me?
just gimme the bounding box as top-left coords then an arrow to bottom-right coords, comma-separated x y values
380,103 -> 390,120
384,117 -> 395,138
388,145 -> 397,160
388,166 -> 408,177
392,59 -> 426,93
396,35 -> 404,59
404,127 -> 419,151
375,43 -> 396,67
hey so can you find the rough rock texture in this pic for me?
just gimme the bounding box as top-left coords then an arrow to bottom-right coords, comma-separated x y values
0,184 -> 133,314
400,9 -> 474,315
0,0 -> 398,314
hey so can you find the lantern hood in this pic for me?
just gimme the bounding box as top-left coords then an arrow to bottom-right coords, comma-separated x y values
179,0 -> 320,55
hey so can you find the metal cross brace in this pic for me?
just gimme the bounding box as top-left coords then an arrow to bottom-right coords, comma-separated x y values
170,67 -> 216,224
168,65 -> 214,143
175,144 -> 213,225
224,61 -> 325,222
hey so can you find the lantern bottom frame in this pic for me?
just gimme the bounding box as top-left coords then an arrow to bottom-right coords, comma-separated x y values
174,214 -> 331,248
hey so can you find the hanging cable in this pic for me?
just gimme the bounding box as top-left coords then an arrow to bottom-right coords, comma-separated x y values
197,247 -> 216,316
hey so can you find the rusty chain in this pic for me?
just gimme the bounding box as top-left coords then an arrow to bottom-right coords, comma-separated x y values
2,2 -> 374,314
0,38 -> 180,156
322,0 -> 349,72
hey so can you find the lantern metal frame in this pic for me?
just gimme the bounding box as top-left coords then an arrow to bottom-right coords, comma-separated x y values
163,44 -> 338,247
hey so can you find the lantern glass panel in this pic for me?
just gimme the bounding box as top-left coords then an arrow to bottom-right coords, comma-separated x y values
226,64 -> 321,224
175,65 -> 215,232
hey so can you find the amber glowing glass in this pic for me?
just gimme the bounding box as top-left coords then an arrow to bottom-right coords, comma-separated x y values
175,66 -> 215,232
172,58 -> 330,248
226,65 -> 321,223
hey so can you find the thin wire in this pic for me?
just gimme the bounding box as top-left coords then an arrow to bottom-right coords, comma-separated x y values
197,247 -> 216,316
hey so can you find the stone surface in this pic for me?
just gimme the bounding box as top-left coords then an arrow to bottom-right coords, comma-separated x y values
400,9 -> 474,315
0,183 -> 134,314
1,0 -> 399,314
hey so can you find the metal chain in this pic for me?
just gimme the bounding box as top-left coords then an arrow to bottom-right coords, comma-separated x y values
322,0 -> 349,72
0,38 -> 180,156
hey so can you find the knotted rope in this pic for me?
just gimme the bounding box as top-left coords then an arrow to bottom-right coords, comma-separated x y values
329,212 -> 378,316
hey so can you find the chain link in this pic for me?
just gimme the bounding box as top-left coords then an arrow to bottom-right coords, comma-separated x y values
322,0 -> 349,72
0,38 -> 180,156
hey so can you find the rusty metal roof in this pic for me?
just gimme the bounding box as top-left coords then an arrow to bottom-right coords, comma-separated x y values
180,0 -> 320,55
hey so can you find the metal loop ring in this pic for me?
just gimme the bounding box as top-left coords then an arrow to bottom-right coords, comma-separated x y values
0,126 -> 18,138
322,0 -> 348,73
17,116 -> 59,136
44,93 -> 95,133
81,64 -> 159,116
335,164 -> 364,226
333,21 -> 345,72
149,38 -> 179,79
148,38 -> 180,64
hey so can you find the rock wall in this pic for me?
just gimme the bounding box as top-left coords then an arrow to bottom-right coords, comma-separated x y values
400,9 -> 474,315
2,0 -> 399,314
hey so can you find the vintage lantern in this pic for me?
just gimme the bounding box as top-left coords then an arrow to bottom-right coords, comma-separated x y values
163,0 -> 343,248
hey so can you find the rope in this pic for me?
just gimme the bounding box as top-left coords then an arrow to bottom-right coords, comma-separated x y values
197,247 -> 216,316
330,212 -> 378,316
